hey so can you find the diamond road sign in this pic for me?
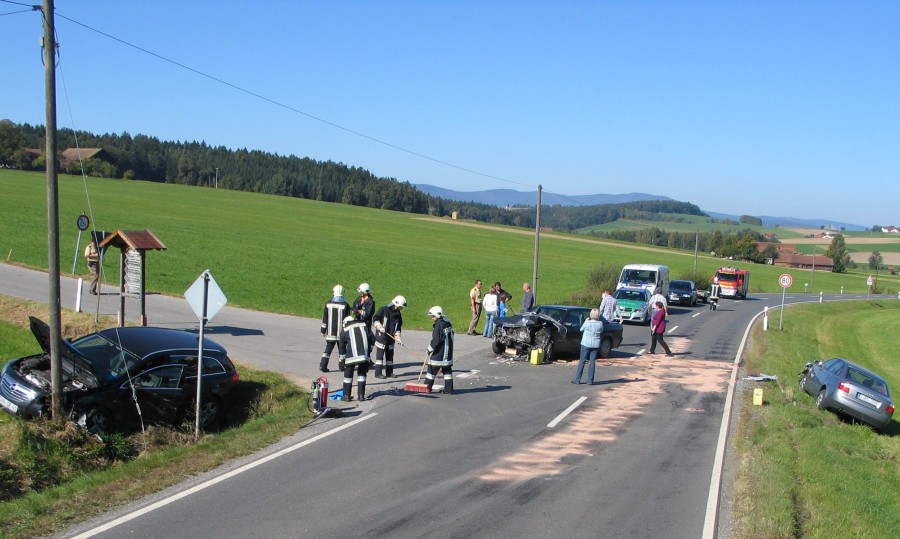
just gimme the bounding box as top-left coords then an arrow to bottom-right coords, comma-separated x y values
184,270 -> 227,322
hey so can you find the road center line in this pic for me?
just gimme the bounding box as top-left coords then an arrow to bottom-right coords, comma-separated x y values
667,325 -> 678,334
547,396 -> 588,428
692,312 -> 702,318
71,413 -> 378,539
457,369 -> 480,378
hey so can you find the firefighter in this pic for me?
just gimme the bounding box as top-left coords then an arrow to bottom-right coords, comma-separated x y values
320,285 -> 350,372
352,282 -> 376,349
425,306 -> 455,395
709,277 -> 721,311
339,315 -> 371,401
372,295 -> 406,378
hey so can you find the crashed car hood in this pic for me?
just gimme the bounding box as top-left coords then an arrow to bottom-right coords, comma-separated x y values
29,316 -> 101,388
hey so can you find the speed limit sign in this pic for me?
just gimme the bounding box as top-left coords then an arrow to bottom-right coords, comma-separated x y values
779,274 -> 793,288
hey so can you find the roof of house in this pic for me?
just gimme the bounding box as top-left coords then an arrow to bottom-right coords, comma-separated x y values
61,148 -> 103,161
99,230 -> 167,251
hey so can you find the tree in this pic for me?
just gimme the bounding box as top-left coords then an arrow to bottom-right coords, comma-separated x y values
868,251 -> 883,271
825,234 -> 851,273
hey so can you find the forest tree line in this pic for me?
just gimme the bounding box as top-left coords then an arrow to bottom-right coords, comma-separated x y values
3,119 -> 739,242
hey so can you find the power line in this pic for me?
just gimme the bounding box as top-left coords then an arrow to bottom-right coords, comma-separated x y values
52,10 -> 538,190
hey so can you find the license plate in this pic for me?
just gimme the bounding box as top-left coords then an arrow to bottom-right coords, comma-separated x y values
857,392 -> 880,407
0,394 -> 18,414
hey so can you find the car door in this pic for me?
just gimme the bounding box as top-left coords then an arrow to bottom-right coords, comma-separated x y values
130,364 -> 187,425
559,308 -> 587,355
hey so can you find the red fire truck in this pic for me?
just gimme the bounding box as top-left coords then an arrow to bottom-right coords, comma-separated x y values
711,267 -> 749,299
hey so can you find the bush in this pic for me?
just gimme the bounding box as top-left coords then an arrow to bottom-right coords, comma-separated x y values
566,263 -> 620,306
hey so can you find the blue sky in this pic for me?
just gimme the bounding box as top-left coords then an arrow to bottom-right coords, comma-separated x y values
2,1 -> 897,228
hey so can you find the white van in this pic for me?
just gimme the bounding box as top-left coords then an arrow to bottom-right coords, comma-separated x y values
616,264 -> 670,296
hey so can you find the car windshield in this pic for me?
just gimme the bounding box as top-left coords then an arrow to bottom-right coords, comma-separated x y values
847,367 -> 890,396
615,290 -> 648,302
70,333 -> 141,381
715,272 -> 739,283
622,270 -> 656,285
535,306 -> 563,322
671,282 -> 691,291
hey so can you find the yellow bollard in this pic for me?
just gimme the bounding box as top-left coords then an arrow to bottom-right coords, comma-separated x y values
753,387 -> 764,406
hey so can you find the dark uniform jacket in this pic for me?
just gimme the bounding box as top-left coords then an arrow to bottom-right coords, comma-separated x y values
321,298 -> 350,342
428,316 -> 454,367
341,319 -> 370,365
373,305 -> 403,349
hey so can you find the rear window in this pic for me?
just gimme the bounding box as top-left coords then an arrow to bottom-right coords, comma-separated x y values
847,368 -> 889,396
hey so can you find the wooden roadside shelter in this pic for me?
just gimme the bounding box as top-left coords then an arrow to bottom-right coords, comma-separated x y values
99,230 -> 167,327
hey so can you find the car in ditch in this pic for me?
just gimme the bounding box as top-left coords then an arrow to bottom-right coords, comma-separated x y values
613,287 -> 651,324
0,317 -> 239,433
799,357 -> 894,432
667,279 -> 698,307
490,305 -> 623,360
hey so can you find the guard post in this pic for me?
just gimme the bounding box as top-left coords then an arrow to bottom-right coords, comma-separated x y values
99,230 -> 167,326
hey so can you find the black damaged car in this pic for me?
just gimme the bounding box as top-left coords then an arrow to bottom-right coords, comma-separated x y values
0,317 -> 239,433
491,305 -> 624,360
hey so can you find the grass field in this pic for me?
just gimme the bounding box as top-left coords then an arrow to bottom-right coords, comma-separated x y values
732,300 -> 899,538
1,170 -> 897,331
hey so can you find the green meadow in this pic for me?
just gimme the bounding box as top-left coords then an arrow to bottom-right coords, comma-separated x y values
1,170 -> 896,330
576,214 -> 805,238
733,300 -> 900,538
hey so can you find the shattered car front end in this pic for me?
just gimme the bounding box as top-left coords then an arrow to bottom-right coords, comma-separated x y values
490,313 -> 565,356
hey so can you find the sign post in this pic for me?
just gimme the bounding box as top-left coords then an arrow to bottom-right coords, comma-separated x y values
867,275 -> 873,299
184,270 -> 227,439
778,273 -> 792,331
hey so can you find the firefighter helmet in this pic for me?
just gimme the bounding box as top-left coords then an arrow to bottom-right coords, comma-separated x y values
333,285 -> 345,297
357,283 -> 371,294
428,306 -> 443,318
391,295 -> 407,308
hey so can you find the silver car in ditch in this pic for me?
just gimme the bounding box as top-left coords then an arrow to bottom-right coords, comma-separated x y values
799,357 -> 894,431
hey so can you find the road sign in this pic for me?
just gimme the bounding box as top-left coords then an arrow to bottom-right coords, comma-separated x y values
185,270 -> 227,322
76,213 -> 89,231
867,275 -> 873,286
779,274 -> 793,288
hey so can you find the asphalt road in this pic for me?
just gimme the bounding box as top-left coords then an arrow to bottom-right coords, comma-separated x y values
0,263 -> 888,538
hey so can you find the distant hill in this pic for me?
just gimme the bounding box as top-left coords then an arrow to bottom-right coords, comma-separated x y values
704,211 -> 866,231
415,184 -> 671,207
417,184 -> 867,231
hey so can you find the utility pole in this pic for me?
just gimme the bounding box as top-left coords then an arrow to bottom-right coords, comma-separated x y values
532,185 -> 542,303
43,0 -> 63,419
215,167 -> 218,189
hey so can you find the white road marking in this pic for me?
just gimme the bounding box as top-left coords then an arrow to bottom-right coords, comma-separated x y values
456,370 -> 480,378
692,312 -> 702,318
667,325 -> 678,334
71,413 -> 378,539
547,396 -> 588,428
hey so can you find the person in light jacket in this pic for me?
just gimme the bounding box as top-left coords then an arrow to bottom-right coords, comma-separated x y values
572,308 -> 604,385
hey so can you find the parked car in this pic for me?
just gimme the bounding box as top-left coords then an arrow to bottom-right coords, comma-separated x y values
613,287 -> 651,325
668,280 -> 697,307
0,317 -> 239,433
491,305 -> 623,360
799,358 -> 894,431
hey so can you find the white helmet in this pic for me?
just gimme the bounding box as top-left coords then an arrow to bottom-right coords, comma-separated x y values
428,306 -> 443,318
391,295 -> 407,308
333,285 -> 345,297
357,283 -> 370,294
343,316 -> 356,326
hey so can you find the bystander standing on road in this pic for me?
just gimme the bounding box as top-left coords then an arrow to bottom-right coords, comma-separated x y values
521,282 -> 534,313
425,306 -> 455,394
599,289 -> 617,322
481,285 -> 499,338
84,240 -> 100,295
373,295 -> 406,378
466,279 -> 483,335
320,285 -> 350,372
572,308 -> 604,385
648,301 -> 673,357
649,290 -> 667,321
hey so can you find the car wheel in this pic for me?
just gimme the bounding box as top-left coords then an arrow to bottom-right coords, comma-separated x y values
189,396 -> 222,430
815,389 -> 828,410
491,339 -> 504,354
598,338 -> 612,359
76,407 -> 113,434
